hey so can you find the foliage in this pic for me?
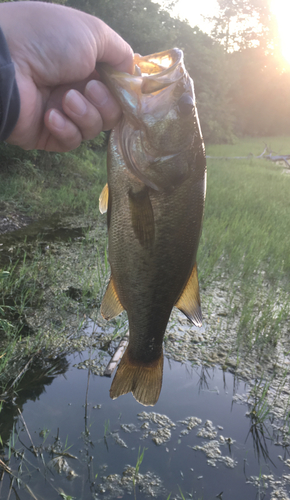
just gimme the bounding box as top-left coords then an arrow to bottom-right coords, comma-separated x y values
67,0 -> 178,54
200,139 -> 290,283
179,26 -> 234,143
65,0 -> 234,142
208,0 -> 278,52
0,134 -> 107,216
229,48 -> 290,136
64,0 -> 290,141
199,137 -> 290,349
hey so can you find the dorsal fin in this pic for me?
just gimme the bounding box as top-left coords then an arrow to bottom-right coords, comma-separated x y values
110,349 -> 163,406
175,263 -> 202,327
99,183 -> 109,214
101,276 -> 124,320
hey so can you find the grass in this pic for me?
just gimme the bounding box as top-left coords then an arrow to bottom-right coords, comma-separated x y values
0,224 -> 109,397
103,419 -> 110,439
197,136 -> 290,350
199,150 -> 290,284
0,135 -> 107,217
133,446 -> 146,499
206,135 -> 290,157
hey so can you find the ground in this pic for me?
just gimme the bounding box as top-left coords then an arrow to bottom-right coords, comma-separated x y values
0,202 -> 34,234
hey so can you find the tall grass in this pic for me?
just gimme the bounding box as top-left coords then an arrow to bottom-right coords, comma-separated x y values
197,137 -> 290,349
198,151 -> 290,285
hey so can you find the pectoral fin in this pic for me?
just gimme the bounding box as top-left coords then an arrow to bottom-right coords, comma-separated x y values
129,188 -> 155,248
110,349 -> 163,406
101,276 -> 124,320
175,263 -> 202,327
99,183 -> 109,214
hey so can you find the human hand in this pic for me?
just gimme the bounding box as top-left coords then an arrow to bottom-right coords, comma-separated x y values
0,1 -> 133,152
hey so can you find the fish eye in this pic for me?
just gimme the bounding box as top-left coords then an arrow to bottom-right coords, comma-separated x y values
177,94 -> 194,115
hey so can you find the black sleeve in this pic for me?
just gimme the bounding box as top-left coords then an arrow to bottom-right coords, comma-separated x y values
0,26 -> 20,142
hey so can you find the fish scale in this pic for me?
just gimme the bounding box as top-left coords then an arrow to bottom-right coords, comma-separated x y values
98,48 -> 206,406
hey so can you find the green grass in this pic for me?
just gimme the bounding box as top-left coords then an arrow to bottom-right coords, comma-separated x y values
206,135 -> 290,156
133,446 -> 146,499
199,149 -> 290,284
0,225 -> 109,396
197,136 -> 290,349
0,135 -> 107,217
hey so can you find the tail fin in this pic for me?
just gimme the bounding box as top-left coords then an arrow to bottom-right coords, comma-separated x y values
109,349 -> 163,406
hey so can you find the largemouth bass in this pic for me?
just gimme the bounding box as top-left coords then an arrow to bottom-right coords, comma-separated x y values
99,48 -> 206,406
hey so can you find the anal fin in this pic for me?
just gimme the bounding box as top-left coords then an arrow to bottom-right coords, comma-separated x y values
110,349 -> 163,406
101,276 -> 124,320
99,183 -> 109,214
175,262 -> 202,327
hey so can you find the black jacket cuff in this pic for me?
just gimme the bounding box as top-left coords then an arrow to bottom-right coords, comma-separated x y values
0,26 -> 20,142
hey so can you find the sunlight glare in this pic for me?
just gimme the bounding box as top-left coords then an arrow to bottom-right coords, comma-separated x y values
271,0 -> 290,65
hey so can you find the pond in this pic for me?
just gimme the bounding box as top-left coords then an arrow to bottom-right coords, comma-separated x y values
1,216 -> 290,500
1,344 -> 290,500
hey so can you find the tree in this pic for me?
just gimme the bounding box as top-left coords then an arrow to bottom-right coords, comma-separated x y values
229,48 -> 290,136
67,0 -> 178,54
209,0 -> 278,52
173,22 -> 234,142
65,0 -> 234,142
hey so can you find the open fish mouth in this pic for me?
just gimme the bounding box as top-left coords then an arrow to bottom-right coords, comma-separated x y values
97,48 -> 186,100
133,48 -> 184,94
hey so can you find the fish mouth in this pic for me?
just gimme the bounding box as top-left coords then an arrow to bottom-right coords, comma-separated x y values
134,48 -> 185,94
135,48 -> 182,75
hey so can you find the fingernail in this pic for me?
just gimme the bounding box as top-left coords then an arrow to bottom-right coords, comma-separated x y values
86,80 -> 108,107
48,109 -> 65,130
65,89 -> 87,116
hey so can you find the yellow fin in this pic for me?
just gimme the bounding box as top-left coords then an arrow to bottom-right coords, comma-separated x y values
99,183 -> 109,214
101,276 -> 124,320
110,349 -> 163,406
175,263 -> 202,327
129,188 -> 155,248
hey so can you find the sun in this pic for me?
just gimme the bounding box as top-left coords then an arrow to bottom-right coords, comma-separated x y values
271,0 -> 290,66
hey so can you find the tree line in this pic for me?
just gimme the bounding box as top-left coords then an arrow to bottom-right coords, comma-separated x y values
2,0 -> 290,143
65,0 -> 290,143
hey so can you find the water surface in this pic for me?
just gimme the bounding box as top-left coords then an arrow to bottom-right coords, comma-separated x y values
0,351 -> 288,500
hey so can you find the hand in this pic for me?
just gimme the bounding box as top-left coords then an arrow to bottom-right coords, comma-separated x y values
0,1 -> 133,152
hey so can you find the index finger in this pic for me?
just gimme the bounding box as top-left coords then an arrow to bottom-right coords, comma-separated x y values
90,17 -> 134,74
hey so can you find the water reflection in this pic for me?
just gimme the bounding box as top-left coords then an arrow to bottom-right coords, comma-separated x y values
0,352 -> 289,499
0,353 -> 69,451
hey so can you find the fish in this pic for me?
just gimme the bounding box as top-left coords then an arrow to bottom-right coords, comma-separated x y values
98,48 -> 207,406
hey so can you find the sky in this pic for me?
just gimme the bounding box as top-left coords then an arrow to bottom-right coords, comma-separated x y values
166,0 -> 219,29
155,0 -> 290,65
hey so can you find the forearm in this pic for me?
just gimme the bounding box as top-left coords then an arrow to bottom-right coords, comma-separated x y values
0,27 -> 20,142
